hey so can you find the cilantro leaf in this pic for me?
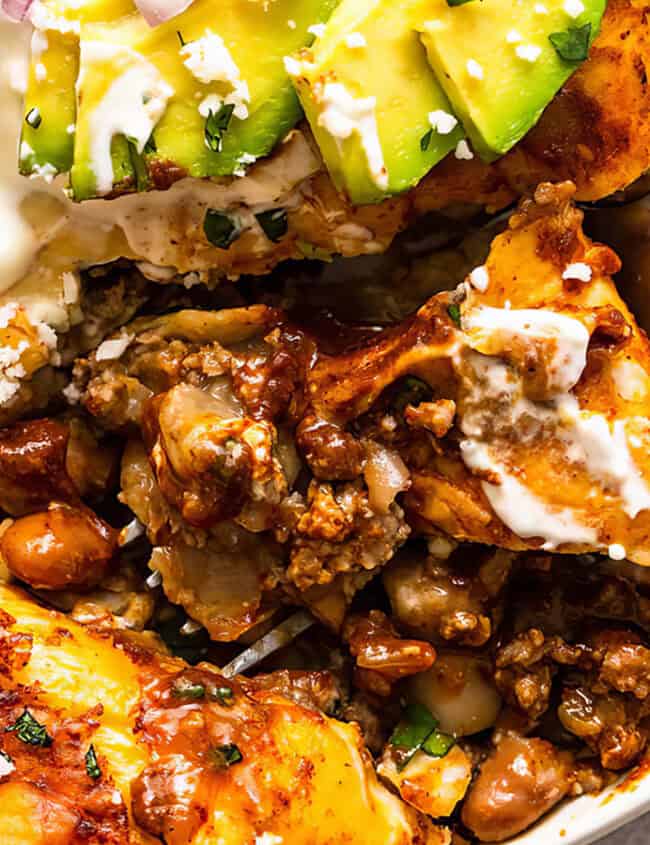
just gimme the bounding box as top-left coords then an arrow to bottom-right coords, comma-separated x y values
255,208 -> 288,243
203,210 -> 241,249
205,103 -> 235,153
447,303 -> 462,326
25,108 -> 42,130
212,743 -> 243,768
549,23 -> 592,62
85,744 -> 102,779
5,709 -> 52,748
420,129 -> 433,152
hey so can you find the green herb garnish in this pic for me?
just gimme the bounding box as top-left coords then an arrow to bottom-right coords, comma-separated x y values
420,129 -> 433,152
390,703 -> 455,770
422,728 -> 455,758
85,744 -> 101,779
447,303 -> 461,326
25,108 -> 42,130
212,743 -> 243,768
205,103 -> 235,153
211,686 -> 235,706
203,210 -> 241,249
393,376 -> 432,415
255,208 -> 288,243
549,23 -> 592,62
144,134 -> 157,154
5,709 -> 52,748
172,678 -> 206,700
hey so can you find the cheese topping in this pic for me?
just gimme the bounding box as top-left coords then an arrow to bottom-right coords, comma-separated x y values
84,43 -> 173,195
180,30 -> 250,120
317,81 -> 388,190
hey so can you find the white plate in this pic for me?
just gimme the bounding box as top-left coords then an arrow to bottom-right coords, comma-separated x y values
510,761 -> 650,845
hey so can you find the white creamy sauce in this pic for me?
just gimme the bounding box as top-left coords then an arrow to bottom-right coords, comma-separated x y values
180,30 -> 249,119
460,439 -> 598,549
463,305 -> 590,393
457,304 -> 650,548
84,42 -> 173,195
316,81 -> 388,190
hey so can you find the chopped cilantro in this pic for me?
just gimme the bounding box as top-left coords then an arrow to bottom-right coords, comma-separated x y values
390,703 -> 455,770
205,103 -> 235,153
203,210 -> 241,249
172,678 -> 206,700
393,376 -> 432,415
144,134 -> 157,154
85,744 -> 102,779
255,208 -> 288,243
549,23 -> 592,62
212,743 -> 243,768
447,303 -> 462,326
210,686 -> 235,706
25,108 -> 42,130
420,129 -> 433,152
5,709 -> 52,748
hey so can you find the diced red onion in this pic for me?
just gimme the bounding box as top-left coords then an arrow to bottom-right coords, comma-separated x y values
1,0 -> 33,22
134,0 -> 194,26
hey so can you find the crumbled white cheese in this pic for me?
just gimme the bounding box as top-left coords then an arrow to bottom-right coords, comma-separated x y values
308,23 -> 326,38
233,152 -> 257,177
181,31 -> 249,120
469,265 -> 490,292
562,262 -> 592,282
564,0 -> 585,17
0,303 -> 17,329
62,271 -> 80,304
608,543 -> 626,560
29,1 -> 80,35
515,44 -> 542,62
84,43 -> 173,195
506,29 -> 522,44
283,55 -> 303,76
454,139 -> 474,160
62,381 -> 82,404
95,332 -> 133,361
317,81 -> 388,190
36,320 -> 57,350
466,59 -> 484,80
0,754 -> 15,778
428,109 -> 458,135
344,32 -> 367,48
255,835 -> 283,845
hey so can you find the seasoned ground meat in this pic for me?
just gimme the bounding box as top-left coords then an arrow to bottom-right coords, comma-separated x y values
384,547 -> 514,647
296,414 -> 365,481
288,481 -> 410,591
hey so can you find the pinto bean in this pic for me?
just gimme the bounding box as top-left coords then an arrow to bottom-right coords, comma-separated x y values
0,504 -> 117,590
461,735 -> 572,842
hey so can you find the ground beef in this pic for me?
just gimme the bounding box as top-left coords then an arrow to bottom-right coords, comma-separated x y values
288,480 -> 410,591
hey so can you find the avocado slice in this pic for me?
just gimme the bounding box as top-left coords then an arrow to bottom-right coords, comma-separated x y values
20,29 -> 79,179
69,0 -> 338,199
289,0 -> 463,205
418,0 -> 606,161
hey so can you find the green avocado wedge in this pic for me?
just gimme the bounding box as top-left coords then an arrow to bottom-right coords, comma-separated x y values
289,0 -> 463,205
418,0 -> 606,161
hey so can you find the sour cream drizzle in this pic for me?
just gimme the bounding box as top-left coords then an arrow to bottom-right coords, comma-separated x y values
458,304 -> 650,549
